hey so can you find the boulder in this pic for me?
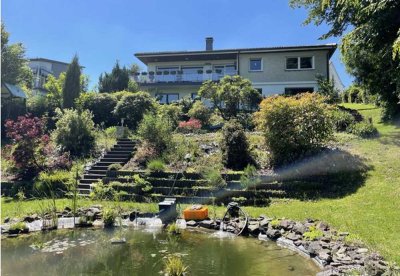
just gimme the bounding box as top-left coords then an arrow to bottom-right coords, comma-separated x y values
3,217 -> 10,223
279,219 -> 294,230
306,241 -> 322,256
247,222 -> 260,236
292,222 -> 306,235
186,220 -> 198,227
286,232 -> 301,241
318,249 -> 332,262
266,228 -> 281,239
199,220 -> 213,229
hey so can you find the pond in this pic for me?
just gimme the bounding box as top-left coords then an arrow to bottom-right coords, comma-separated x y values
1,228 -> 320,275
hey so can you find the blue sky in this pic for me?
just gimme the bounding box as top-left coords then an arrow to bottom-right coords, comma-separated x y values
3,0 -> 352,90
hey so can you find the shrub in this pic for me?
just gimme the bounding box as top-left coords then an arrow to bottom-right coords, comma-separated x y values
147,159 -> 165,172
113,92 -> 155,130
164,255 -> 188,276
157,104 -> 182,129
203,169 -> 226,190
4,114 -> 70,179
108,163 -> 122,171
221,119 -> 253,170
348,121 -> 378,138
177,118 -> 202,133
303,226 -> 324,241
9,222 -> 28,233
90,181 -> 116,200
167,223 -> 181,235
133,174 -> 152,193
240,165 -> 258,189
102,208 -> 116,227
137,113 -> 173,155
52,109 -> 96,157
330,109 -> 355,132
76,92 -> 118,127
34,170 -> 71,197
187,101 -> 212,126
134,142 -> 158,166
255,93 -> 334,166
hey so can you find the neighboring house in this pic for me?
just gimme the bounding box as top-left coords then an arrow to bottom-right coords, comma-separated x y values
134,37 -> 342,103
329,61 -> 345,92
28,58 -> 70,95
1,82 -> 27,120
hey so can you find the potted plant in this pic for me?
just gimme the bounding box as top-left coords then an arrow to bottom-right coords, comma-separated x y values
141,72 -> 148,76
156,71 -> 162,75
215,69 -> 222,74
206,69 -> 212,74
171,71 -> 177,75
197,69 -> 203,74
149,71 -> 155,75
163,71 -> 170,75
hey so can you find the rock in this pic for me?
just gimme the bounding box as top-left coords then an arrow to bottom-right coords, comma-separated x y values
356,248 -> 368,254
247,222 -> 260,236
280,219 -> 294,230
338,232 -> 349,236
186,220 -> 198,227
318,249 -> 332,262
317,221 -> 329,231
3,217 -> 10,223
293,222 -> 306,235
92,220 -> 104,228
286,232 -> 301,241
307,241 -> 322,255
316,268 -> 340,276
259,218 -> 269,229
199,220 -> 213,229
23,215 -> 36,223
266,228 -> 281,239
64,206 -> 72,212
184,153 -> 192,160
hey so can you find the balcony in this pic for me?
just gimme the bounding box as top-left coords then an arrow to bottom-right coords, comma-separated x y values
134,70 -> 237,85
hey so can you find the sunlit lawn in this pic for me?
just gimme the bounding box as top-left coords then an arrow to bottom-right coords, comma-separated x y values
1,104 -> 399,263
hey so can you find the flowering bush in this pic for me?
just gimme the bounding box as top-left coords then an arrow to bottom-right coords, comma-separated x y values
5,114 -> 71,179
177,118 -> 202,133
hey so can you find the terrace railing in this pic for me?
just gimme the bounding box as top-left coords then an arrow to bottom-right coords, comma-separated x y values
134,71 -> 237,84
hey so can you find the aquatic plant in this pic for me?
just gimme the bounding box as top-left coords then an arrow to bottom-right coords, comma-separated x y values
164,255 -> 188,276
167,223 -> 181,235
103,208 -> 116,227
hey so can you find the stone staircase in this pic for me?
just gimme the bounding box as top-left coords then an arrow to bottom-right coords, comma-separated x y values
78,138 -> 136,196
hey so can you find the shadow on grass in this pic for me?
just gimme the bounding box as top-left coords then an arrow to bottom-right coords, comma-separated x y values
260,149 -> 372,200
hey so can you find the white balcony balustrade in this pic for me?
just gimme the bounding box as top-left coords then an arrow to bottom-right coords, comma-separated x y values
134,70 -> 237,84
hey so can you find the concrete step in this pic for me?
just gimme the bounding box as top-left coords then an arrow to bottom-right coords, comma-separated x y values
87,169 -> 107,175
78,189 -> 91,195
108,149 -> 133,154
80,179 -> 99,184
78,183 -> 92,190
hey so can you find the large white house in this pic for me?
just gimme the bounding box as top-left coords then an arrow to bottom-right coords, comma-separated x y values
134,37 -> 343,103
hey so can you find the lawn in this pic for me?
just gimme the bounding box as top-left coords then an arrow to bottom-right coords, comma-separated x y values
1,104 -> 399,263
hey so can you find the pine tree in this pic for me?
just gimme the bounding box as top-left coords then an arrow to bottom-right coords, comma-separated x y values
62,55 -> 81,109
98,61 -> 132,92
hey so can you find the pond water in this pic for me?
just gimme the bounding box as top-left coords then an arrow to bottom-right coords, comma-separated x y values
1,228 -> 319,275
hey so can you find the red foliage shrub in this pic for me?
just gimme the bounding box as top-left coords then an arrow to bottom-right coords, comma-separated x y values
177,118 -> 202,133
5,114 -> 71,179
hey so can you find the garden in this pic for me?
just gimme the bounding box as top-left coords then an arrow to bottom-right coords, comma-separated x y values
2,69 -> 400,275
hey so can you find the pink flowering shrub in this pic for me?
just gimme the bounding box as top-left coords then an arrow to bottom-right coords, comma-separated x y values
177,118 -> 202,133
5,114 -> 71,179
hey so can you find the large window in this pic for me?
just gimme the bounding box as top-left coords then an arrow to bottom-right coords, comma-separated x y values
249,58 -> 262,71
156,93 -> 180,104
286,57 -> 314,70
284,87 -> 314,95
156,66 -> 179,74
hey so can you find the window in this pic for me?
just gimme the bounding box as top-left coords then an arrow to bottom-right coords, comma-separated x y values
156,93 -> 180,104
249,58 -> 262,71
286,57 -> 314,70
284,87 -> 314,95
156,66 -> 179,73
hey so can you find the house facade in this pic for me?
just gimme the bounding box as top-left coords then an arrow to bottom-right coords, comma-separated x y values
28,58 -> 70,95
134,38 -> 342,103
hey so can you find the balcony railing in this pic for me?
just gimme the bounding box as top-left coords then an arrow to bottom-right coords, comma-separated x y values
134,71 -> 237,84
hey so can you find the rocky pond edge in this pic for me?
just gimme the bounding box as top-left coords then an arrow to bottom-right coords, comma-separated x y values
1,205 -> 399,276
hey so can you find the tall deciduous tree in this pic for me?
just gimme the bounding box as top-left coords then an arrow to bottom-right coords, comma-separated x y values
62,55 -> 82,109
290,0 -> 400,120
1,23 -> 33,88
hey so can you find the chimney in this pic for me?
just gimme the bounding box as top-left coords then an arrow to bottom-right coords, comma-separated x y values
206,37 -> 214,51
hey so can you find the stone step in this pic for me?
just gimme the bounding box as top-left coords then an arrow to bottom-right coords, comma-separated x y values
80,179 -> 99,184
83,174 -> 104,180
116,141 -> 135,146
78,189 -> 91,195
100,157 -> 130,163
108,149 -> 133,154
78,183 -> 92,190
96,161 -> 125,167
103,153 -> 132,158
87,169 -> 107,175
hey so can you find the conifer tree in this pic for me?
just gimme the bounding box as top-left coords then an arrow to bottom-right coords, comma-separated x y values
62,55 -> 81,109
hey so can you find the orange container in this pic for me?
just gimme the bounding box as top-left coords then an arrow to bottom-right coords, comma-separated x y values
183,205 -> 208,220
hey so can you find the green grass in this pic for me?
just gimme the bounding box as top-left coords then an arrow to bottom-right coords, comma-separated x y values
1,104 -> 399,264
